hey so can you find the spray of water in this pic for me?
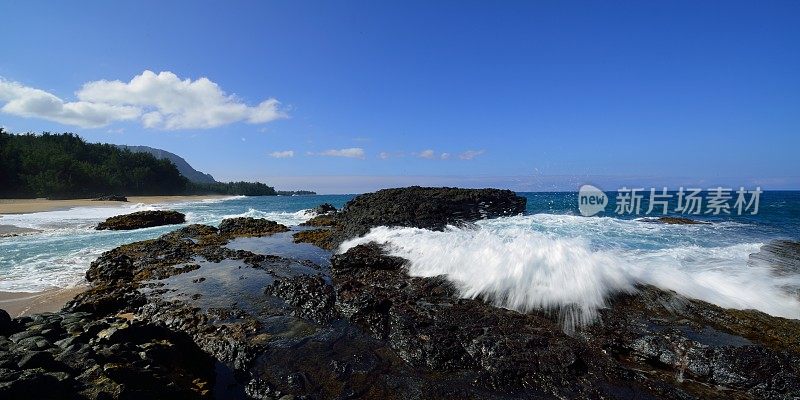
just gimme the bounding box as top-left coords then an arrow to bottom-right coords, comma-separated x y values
340,215 -> 800,331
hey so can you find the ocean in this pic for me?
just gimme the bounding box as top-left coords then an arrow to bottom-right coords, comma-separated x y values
1,191 -> 799,324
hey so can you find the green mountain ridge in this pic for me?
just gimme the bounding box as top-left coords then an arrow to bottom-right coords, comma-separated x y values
115,145 -> 217,184
0,129 -> 284,198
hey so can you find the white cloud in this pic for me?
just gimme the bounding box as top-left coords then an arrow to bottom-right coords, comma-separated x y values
269,150 -> 295,158
78,70 -> 287,129
440,152 -> 451,160
459,149 -> 485,160
0,79 -> 140,128
0,70 -> 287,130
378,151 -> 407,159
418,149 -> 435,159
313,147 -> 365,159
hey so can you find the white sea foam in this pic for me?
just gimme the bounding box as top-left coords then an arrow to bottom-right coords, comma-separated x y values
0,196 -> 247,291
162,195 -> 245,208
340,215 -> 800,331
0,246 -> 101,291
0,203 -> 157,231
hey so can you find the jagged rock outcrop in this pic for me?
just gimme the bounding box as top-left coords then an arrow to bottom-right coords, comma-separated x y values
296,187 -> 527,250
332,187 -> 526,242
217,217 -> 289,237
95,210 -> 185,231
645,216 -> 710,225
91,195 -> 128,202
0,309 -> 12,336
331,242 -> 800,399
0,310 -> 214,399
292,229 -> 335,250
311,203 -> 337,215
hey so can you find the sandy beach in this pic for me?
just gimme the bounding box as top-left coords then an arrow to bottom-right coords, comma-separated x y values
0,195 -> 231,215
0,285 -> 88,317
0,195 -> 231,316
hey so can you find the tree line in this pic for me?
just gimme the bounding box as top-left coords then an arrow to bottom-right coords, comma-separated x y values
0,129 -> 278,198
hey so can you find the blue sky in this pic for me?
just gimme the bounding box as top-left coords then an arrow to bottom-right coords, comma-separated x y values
1,1 -> 798,193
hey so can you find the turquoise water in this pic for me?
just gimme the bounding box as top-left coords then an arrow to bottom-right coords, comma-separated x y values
1,191 -> 798,323
0,195 -> 353,291
523,191 -> 800,242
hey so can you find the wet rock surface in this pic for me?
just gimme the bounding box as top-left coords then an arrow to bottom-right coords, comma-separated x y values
218,217 -> 290,237
311,203 -> 337,215
3,188 -> 799,399
296,187 -> 527,250
95,210 -> 186,230
292,228 -> 335,250
92,195 -> 128,202
330,243 -> 800,399
296,203 -> 338,249
585,286 -> 800,399
0,310 -> 214,399
300,214 -> 337,228
329,187 -> 526,246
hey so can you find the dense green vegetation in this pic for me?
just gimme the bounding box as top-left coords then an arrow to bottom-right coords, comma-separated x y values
189,181 -> 278,196
0,129 -> 278,198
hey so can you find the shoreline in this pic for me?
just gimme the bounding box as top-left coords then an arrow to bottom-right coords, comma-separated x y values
0,195 -> 231,315
0,194 -> 232,215
0,285 -> 87,317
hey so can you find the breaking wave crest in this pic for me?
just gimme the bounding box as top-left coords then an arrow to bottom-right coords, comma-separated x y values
340,215 -> 800,331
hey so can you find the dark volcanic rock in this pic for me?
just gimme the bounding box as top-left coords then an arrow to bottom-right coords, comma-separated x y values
300,214 -> 337,227
341,186 -> 525,233
0,312 -> 214,399
264,274 -> 338,324
312,203 -> 337,215
318,187 -> 526,248
298,187 -> 526,250
95,210 -> 185,230
330,243 -> 800,399
0,309 -> 11,336
292,228 -> 335,250
91,195 -> 128,202
586,286 -> 800,398
217,217 -> 289,237
647,216 -> 710,225
331,244 -> 617,397
301,203 -> 339,229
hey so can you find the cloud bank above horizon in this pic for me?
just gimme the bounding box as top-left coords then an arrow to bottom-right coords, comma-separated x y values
0,70 -> 287,130
309,148 -> 366,159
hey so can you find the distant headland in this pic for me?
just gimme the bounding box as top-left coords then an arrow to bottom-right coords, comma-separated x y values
0,129 -> 314,199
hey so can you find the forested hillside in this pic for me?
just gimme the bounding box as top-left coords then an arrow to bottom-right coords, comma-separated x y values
116,145 -> 217,184
0,129 -> 277,198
